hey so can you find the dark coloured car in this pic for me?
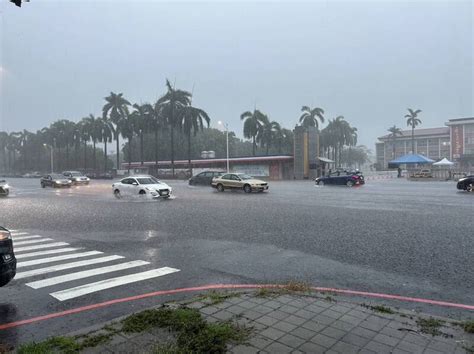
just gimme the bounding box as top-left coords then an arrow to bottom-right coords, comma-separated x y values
0,180 -> 9,197
63,171 -> 90,185
315,171 -> 365,187
40,174 -> 72,188
0,227 -> 16,287
456,175 -> 474,192
189,171 -> 224,186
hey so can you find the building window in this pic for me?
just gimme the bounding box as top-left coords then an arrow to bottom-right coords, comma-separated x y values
464,124 -> 474,154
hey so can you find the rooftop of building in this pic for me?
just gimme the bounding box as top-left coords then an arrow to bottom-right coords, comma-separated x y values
378,127 -> 449,140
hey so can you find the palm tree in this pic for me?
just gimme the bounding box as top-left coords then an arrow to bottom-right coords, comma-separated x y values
156,79 -> 192,176
131,103 -> 152,166
299,106 -> 325,129
98,117 -> 113,173
240,109 -> 266,156
182,104 -> 210,165
102,92 -> 131,170
0,131 -> 8,172
148,103 -> 164,167
405,108 -> 422,154
260,118 -> 281,155
387,125 -> 403,158
82,115 -> 101,172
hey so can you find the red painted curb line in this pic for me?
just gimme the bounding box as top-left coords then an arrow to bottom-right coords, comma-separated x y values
0,284 -> 472,331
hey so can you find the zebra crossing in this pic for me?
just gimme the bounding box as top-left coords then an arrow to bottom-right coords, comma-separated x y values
11,230 -> 180,301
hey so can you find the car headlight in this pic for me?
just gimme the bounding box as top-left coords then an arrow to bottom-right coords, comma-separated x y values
3,184 -> 9,189
458,178 -> 467,182
0,230 -> 11,241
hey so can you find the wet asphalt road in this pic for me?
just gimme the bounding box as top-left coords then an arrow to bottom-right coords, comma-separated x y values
0,177 -> 473,345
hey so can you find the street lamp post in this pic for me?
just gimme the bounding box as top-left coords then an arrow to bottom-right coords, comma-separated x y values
218,121 -> 229,173
43,143 -> 53,173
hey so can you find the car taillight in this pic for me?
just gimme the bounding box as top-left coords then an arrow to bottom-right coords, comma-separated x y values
352,176 -> 359,180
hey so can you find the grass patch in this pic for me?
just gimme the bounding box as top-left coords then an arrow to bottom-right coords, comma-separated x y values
416,317 -> 445,336
122,306 -> 249,353
282,281 -> 311,293
462,320 -> 474,333
197,290 -> 240,305
361,304 -> 395,314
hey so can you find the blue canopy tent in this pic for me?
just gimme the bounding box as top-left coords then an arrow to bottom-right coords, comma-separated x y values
389,154 -> 434,165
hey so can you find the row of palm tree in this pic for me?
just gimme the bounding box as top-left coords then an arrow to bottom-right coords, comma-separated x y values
387,108 -> 423,158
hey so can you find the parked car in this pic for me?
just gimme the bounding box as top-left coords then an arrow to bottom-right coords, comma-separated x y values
40,174 -> 72,188
112,175 -> 172,199
211,173 -> 269,193
0,180 -> 9,197
315,170 -> 365,187
63,171 -> 90,185
456,175 -> 474,192
189,171 -> 224,186
0,227 -> 16,287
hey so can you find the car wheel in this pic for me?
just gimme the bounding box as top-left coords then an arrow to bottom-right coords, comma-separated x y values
217,184 -> 224,192
139,190 -> 146,196
317,181 -> 324,186
346,180 -> 354,187
114,189 -> 122,199
243,184 -> 252,193
467,183 -> 474,192
0,274 -> 13,287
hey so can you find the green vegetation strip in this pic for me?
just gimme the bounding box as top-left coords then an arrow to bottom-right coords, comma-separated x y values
19,306 -> 249,354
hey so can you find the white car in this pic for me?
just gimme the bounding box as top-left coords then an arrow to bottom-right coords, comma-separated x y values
112,175 -> 172,199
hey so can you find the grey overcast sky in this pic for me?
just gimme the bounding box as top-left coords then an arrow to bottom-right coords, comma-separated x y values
0,0 -> 472,150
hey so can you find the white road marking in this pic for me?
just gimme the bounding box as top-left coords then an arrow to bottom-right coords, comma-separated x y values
9,229 -> 19,232
50,267 -> 181,301
15,242 -> 69,253
11,232 -> 28,236
17,251 -> 103,268
27,260 -> 150,289
13,238 -> 54,246
11,235 -> 42,241
15,248 -> 80,259
15,255 -> 125,279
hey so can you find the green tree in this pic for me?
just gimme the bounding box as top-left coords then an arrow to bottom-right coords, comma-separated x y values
299,106 -> 325,129
102,92 -> 131,170
182,104 -> 210,165
405,108 -> 422,154
387,125 -> 403,158
240,109 -> 266,156
98,117 -> 113,173
156,79 -> 192,176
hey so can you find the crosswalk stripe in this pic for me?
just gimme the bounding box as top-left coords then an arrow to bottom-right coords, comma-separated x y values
15,242 -> 69,253
11,232 -> 28,236
26,260 -> 150,289
14,238 -> 54,246
50,267 -> 180,301
9,229 -> 19,232
12,235 -> 42,241
17,251 -> 104,268
15,255 -> 125,279
15,248 -> 80,259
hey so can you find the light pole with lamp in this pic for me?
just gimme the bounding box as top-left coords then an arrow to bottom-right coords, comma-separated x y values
43,143 -> 53,173
218,121 -> 229,173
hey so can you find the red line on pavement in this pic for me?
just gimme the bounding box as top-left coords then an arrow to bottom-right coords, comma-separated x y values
0,284 -> 472,331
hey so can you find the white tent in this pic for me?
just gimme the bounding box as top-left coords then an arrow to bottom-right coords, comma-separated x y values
433,158 -> 455,166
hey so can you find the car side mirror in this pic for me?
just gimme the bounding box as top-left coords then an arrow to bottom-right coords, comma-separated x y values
132,182 -> 138,186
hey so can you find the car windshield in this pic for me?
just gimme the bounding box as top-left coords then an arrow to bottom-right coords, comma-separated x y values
136,177 -> 160,184
70,172 -> 83,176
51,174 -> 65,179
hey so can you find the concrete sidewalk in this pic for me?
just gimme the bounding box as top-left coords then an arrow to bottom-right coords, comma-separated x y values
16,289 -> 474,353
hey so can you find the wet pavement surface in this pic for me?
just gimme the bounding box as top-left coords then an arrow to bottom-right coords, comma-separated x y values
0,177 -> 472,346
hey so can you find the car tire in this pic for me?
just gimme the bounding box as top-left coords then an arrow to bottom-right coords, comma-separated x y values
217,184 -> 224,192
346,180 -> 354,187
139,190 -> 146,196
467,183 -> 473,192
317,181 -> 324,186
114,189 -> 121,199
243,184 -> 252,193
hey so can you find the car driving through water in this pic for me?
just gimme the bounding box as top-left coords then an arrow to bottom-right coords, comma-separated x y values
315,170 -> 365,187
63,171 -> 90,185
0,180 -> 10,197
112,175 -> 172,199
211,173 -> 269,193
